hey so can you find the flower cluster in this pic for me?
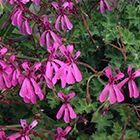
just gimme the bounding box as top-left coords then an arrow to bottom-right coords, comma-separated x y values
99,66 -> 140,104
0,0 -> 117,139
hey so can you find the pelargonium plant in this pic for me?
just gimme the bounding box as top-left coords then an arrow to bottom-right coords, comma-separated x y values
0,0 -> 140,139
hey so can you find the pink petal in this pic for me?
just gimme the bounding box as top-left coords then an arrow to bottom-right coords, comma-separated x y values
67,45 -> 73,55
66,65 -> 75,84
100,0 -> 105,13
3,73 -> 11,88
127,65 -> 133,75
117,78 -> 129,89
46,32 -> 52,48
64,15 -> 73,30
99,84 -> 109,102
114,72 -> 124,81
22,62 -> 30,72
128,80 -> 133,98
67,91 -> 76,100
64,108 -> 70,123
74,51 -> 81,59
0,47 -> 8,56
131,80 -> 139,98
51,2 -> 59,10
63,126 -> 72,135
45,61 -> 53,79
109,86 -> 116,104
56,104 -> 66,119
133,69 -> 140,78
67,104 -> 76,119
72,63 -> 82,82
0,75 -> 6,89
30,78 -> 44,101
105,67 -> 112,79
25,20 -> 32,35
19,78 -> 28,98
26,79 -> 36,104
29,120 -> 38,130
57,91 -> 65,100
57,127 -> 63,134
113,85 -> 124,102
104,0 -> 112,11
50,31 -> 62,45
40,31 -> 46,47
55,15 -> 61,31
20,119 -> 27,129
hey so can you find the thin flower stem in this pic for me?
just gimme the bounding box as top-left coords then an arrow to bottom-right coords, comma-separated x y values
86,74 -> 95,104
77,61 -> 97,73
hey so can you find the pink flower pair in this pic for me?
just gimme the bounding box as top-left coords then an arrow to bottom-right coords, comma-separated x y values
56,91 -> 77,123
55,126 -> 72,140
19,62 -> 44,104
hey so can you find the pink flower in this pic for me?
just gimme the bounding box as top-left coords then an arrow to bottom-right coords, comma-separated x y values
55,14 -> 73,31
11,8 -> 32,35
19,119 -> 38,139
19,62 -> 44,104
118,65 -> 140,98
53,45 -> 82,88
10,119 -> 38,140
51,2 -> 73,31
40,17 -> 62,48
56,91 -> 77,123
55,126 -> 72,140
100,0 -> 113,13
99,67 -> 124,104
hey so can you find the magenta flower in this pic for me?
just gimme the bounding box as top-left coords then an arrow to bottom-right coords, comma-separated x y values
11,8 -> 32,35
40,16 -> 62,48
19,62 -> 44,104
53,45 -> 82,88
51,2 -> 73,31
19,119 -> 38,140
99,67 -> 124,104
55,14 -> 73,31
56,91 -> 77,123
118,66 -> 140,98
55,126 -> 72,140
100,0 -> 113,13
10,119 -> 38,140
